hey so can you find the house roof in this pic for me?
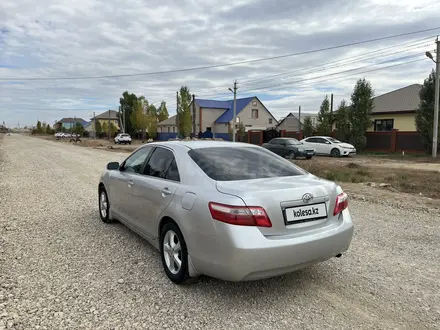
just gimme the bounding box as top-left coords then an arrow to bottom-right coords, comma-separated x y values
372,84 -> 422,113
157,115 -> 177,126
195,99 -> 231,109
57,117 -> 86,124
94,110 -> 119,120
214,97 -> 255,123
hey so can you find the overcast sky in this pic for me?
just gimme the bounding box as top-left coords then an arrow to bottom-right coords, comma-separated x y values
1,0 -> 440,127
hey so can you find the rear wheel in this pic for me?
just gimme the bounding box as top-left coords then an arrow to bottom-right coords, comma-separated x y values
160,222 -> 190,284
331,148 -> 341,157
288,150 -> 296,160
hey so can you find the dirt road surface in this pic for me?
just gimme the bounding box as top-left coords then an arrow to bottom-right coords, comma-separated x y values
0,135 -> 439,330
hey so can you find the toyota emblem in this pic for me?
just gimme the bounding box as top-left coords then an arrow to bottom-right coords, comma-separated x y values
302,193 -> 313,204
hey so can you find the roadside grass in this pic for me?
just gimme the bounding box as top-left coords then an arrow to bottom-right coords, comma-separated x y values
359,151 -> 440,163
296,160 -> 440,199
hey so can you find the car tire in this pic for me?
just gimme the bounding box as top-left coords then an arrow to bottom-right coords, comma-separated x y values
160,222 -> 190,285
98,187 -> 114,224
288,150 -> 296,160
128,141 -> 131,145
306,156 -> 312,160
330,148 -> 341,157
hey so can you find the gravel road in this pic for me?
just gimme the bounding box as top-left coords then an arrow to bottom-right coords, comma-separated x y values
0,135 -> 439,330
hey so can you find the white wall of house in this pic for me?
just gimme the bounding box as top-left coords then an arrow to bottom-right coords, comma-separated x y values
278,115 -> 300,131
158,125 -> 177,133
192,104 -> 226,133
213,123 -> 229,134
235,97 -> 276,129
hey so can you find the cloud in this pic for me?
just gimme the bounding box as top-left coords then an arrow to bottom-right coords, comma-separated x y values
0,0 -> 439,126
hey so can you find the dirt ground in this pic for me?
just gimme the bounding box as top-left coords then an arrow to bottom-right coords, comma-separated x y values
2,134 -> 439,329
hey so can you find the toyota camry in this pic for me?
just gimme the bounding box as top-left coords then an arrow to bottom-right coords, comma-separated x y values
98,140 -> 354,284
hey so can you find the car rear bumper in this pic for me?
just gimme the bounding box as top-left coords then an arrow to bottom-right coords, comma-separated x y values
191,210 -> 354,281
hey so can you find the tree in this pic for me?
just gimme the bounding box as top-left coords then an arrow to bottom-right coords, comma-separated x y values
146,104 -> 158,139
36,121 -> 42,133
415,69 -> 439,153
95,120 -> 102,137
349,78 -> 374,150
335,99 -> 351,141
130,98 -> 148,140
157,101 -> 169,123
303,116 -> 314,137
73,123 -> 84,136
176,86 -> 192,137
46,123 -> 52,134
102,122 -> 108,137
109,122 -> 118,137
119,91 -> 138,135
316,95 -> 332,135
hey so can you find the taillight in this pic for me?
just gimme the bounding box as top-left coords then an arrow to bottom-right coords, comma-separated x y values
208,202 -> 272,227
333,192 -> 348,215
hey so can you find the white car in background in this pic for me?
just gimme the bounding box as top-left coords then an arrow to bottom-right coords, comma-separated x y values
114,133 -> 132,144
300,136 -> 356,157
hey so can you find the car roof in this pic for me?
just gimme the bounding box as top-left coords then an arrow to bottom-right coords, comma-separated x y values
144,140 -> 260,150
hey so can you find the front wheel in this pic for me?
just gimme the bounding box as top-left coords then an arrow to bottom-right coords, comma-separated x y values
160,222 -> 190,284
98,187 -> 114,223
306,156 -> 312,160
330,148 -> 341,157
288,150 -> 296,160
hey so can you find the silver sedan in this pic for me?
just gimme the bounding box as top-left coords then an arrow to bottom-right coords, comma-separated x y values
98,141 -> 354,284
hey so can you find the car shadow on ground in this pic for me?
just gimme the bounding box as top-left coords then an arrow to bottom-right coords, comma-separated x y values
96,214 -> 327,300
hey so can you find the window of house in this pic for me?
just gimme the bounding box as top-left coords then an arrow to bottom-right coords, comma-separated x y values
206,127 -> 212,132
251,109 -> 258,119
374,119 -> 394,132
173,126 -> 175,133
269,118 -> 273,124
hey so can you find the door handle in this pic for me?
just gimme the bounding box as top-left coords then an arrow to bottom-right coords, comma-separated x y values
161,188 -> 172,197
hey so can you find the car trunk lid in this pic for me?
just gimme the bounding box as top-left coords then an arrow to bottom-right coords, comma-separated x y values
215,174 -> 338,236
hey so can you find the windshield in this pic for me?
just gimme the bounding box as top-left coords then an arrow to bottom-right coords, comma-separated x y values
327,137 -> 341,143
188,147 -> 306,181
286,138 -> 301,145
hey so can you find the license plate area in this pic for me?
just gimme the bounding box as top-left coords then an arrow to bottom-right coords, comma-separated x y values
284,203 -> 327,225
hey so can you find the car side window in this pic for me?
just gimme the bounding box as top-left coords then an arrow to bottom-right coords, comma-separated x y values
306,138 -> 316,143
317,138 -> 330,144
143,147 -> 180,181
164,159 -> 180,182
123,147 -> 152,173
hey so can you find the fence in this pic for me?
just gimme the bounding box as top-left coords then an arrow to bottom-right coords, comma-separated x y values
365,130 -> 426,153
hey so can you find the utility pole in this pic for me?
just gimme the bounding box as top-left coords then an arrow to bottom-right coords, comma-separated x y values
298,105 -> 302,133
192,94 -> 196,137
108,110 -> 110,140
229,81 -> 238,142
123,107 -> 126,134
176,91 -> 179,137
330,93 -> 334,132
93,112 -> 96,139
433,37 -> 440,158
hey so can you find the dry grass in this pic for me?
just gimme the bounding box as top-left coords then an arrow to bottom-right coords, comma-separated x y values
295,160 -> 440,199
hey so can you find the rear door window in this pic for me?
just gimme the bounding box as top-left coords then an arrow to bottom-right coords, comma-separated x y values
143,147 -> 180,181
188,147 -> 306,181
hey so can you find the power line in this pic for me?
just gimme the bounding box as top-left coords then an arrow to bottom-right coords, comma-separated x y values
237,54 -> 426,94
151,38 -> 431,105
1,27 -> 439,81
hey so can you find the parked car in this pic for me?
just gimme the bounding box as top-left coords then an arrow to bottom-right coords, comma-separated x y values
262,137 -> 315,159
98,141 -> 354,284
114,133 -> 132,144
300,136 -> 356,157
55,132 -> 64,139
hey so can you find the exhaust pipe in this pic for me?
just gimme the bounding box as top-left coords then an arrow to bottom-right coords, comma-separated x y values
335,253 -> 342,258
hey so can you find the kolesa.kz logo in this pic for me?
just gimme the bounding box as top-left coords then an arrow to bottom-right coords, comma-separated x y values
293,207 -> 319,218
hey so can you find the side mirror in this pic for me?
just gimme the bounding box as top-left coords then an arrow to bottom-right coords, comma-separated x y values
107,162 -> 120,170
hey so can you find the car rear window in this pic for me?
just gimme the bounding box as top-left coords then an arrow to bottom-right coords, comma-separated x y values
188,147 -> 306,181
